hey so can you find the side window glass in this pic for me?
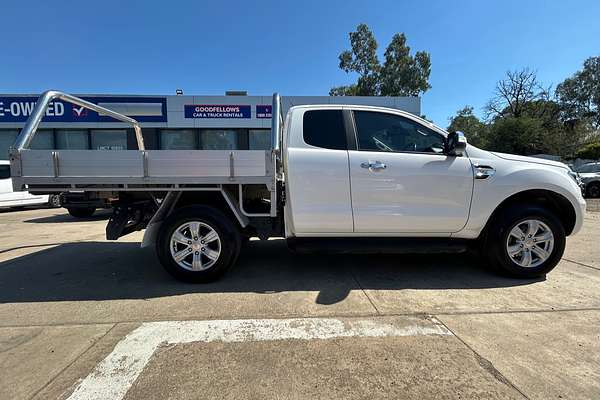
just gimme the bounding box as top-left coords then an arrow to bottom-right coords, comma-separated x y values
303,110 -> 347,150
353,111 -> 445,154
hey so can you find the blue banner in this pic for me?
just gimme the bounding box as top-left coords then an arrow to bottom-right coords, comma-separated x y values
256,105 -> 272,119
0,96 -> 167,123
185,105 -> 251,119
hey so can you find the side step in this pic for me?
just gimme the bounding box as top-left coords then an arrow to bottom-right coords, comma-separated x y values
286,237 -> 471,255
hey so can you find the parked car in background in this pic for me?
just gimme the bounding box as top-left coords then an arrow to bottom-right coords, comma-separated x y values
574,162 -> 600,198
566,165 -> 585,195
0,160 -> 60,209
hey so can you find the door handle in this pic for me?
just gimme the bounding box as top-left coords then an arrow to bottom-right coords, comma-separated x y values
361,161 -> 387,171
473,164 -> 495,179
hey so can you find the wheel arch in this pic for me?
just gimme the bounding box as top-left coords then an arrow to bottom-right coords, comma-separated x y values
141,189 -> 248,248
480,189 -> 577,241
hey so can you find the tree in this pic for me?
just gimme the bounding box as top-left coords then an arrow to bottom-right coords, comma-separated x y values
556,56 -> 600,129
485,68 -> 550,120
380,33 -> 431,96
330,24 -> 431,97
486,116 -> 548,156
447,106 -> 487,147
330,24 -> 380,96
575,142 -> 600,159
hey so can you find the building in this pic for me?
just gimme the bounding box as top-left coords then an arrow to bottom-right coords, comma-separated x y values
0,93 -> 420,159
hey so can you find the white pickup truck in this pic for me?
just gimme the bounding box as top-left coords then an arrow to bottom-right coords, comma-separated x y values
9,91 -> 586,282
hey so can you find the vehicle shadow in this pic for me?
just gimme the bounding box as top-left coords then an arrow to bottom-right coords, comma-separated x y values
23,209 -> 111,223
0,239 -> 542,305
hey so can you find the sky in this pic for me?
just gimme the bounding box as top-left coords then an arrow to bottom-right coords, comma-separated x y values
1,0 -> 599,127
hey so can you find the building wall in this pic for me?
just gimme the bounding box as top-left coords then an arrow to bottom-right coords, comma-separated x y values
0,93 -> 420,159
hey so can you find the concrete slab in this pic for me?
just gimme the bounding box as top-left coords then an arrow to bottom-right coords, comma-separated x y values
564,212 -> 600,269
0,208 -> 597,400
65,316 -> 452,400
585,199 -> 600,213
32,323 -> 140,400
1,212 -> 599,326
124,334 -> 522,400
439,310 -> 600,400
0,208 -> 111,263
352,255 -> 600,315
0,324 -> 113,400
0,240 -> 376,326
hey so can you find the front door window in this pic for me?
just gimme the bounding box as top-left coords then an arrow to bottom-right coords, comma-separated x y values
354,111 -> 445,154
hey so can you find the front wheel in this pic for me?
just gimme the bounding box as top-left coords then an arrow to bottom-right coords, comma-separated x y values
156,206 -> 241,283
484,205 -> 565,278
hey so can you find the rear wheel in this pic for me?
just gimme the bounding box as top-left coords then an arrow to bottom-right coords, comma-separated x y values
67,207 -> 96,218
157,205 -> 241,283
586,182 -> 600,198
484,205 -> 565,278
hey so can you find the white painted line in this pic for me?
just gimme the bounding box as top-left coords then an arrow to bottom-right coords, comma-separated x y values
67,316 -> 451,400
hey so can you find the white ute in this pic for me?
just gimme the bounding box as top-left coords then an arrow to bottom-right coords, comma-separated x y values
0,160 -> 59,209
9,91 -> 586,282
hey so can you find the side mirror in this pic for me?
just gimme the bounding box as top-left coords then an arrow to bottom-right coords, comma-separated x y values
446,131 -> 467,156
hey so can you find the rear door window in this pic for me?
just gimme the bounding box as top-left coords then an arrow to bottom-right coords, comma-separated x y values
303,110 -> 347,150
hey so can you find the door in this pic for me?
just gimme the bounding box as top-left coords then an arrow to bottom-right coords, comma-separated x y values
285,108 -> 353,234
0,163 -> 22,205
0,164 -> 12,195
348,110 -> 473,234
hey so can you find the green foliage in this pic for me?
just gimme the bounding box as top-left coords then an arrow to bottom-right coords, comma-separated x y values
447,106 -> 487,147
486,117 -> 548,156
575,142 -> 600,159
556,56 -> 600,129
327,28 -> 598,158
330,24 -> 380,96
380,33 -> 431,96
455,67 -> 596,158
330,24 -> 431,97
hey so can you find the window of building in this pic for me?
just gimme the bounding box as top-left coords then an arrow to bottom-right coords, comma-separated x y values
91,130 -> 127,150
302,110 -> 347,150
0,130 -> 18,160
29,130 -> 55,150
200,130 -> 237,150
353,111 -> 445,154
56,130 -> 89,150
1,129 -> 54,157
249,129 -> 271,150
160,129 -> 198,150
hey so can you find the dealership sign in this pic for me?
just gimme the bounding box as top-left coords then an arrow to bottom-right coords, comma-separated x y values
256,105 -> 272,119
0,96 -> 167,123
185,105 -> 251,119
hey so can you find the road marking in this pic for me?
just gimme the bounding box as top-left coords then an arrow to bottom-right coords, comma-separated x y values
66,316 -> 451,400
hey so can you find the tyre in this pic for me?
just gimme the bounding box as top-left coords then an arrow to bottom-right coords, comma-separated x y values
484,205 -> 565,278
67,207 -> 96,218
47,195 -> 61,208
586,182 -> 600,198
156,205 -> 241,283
